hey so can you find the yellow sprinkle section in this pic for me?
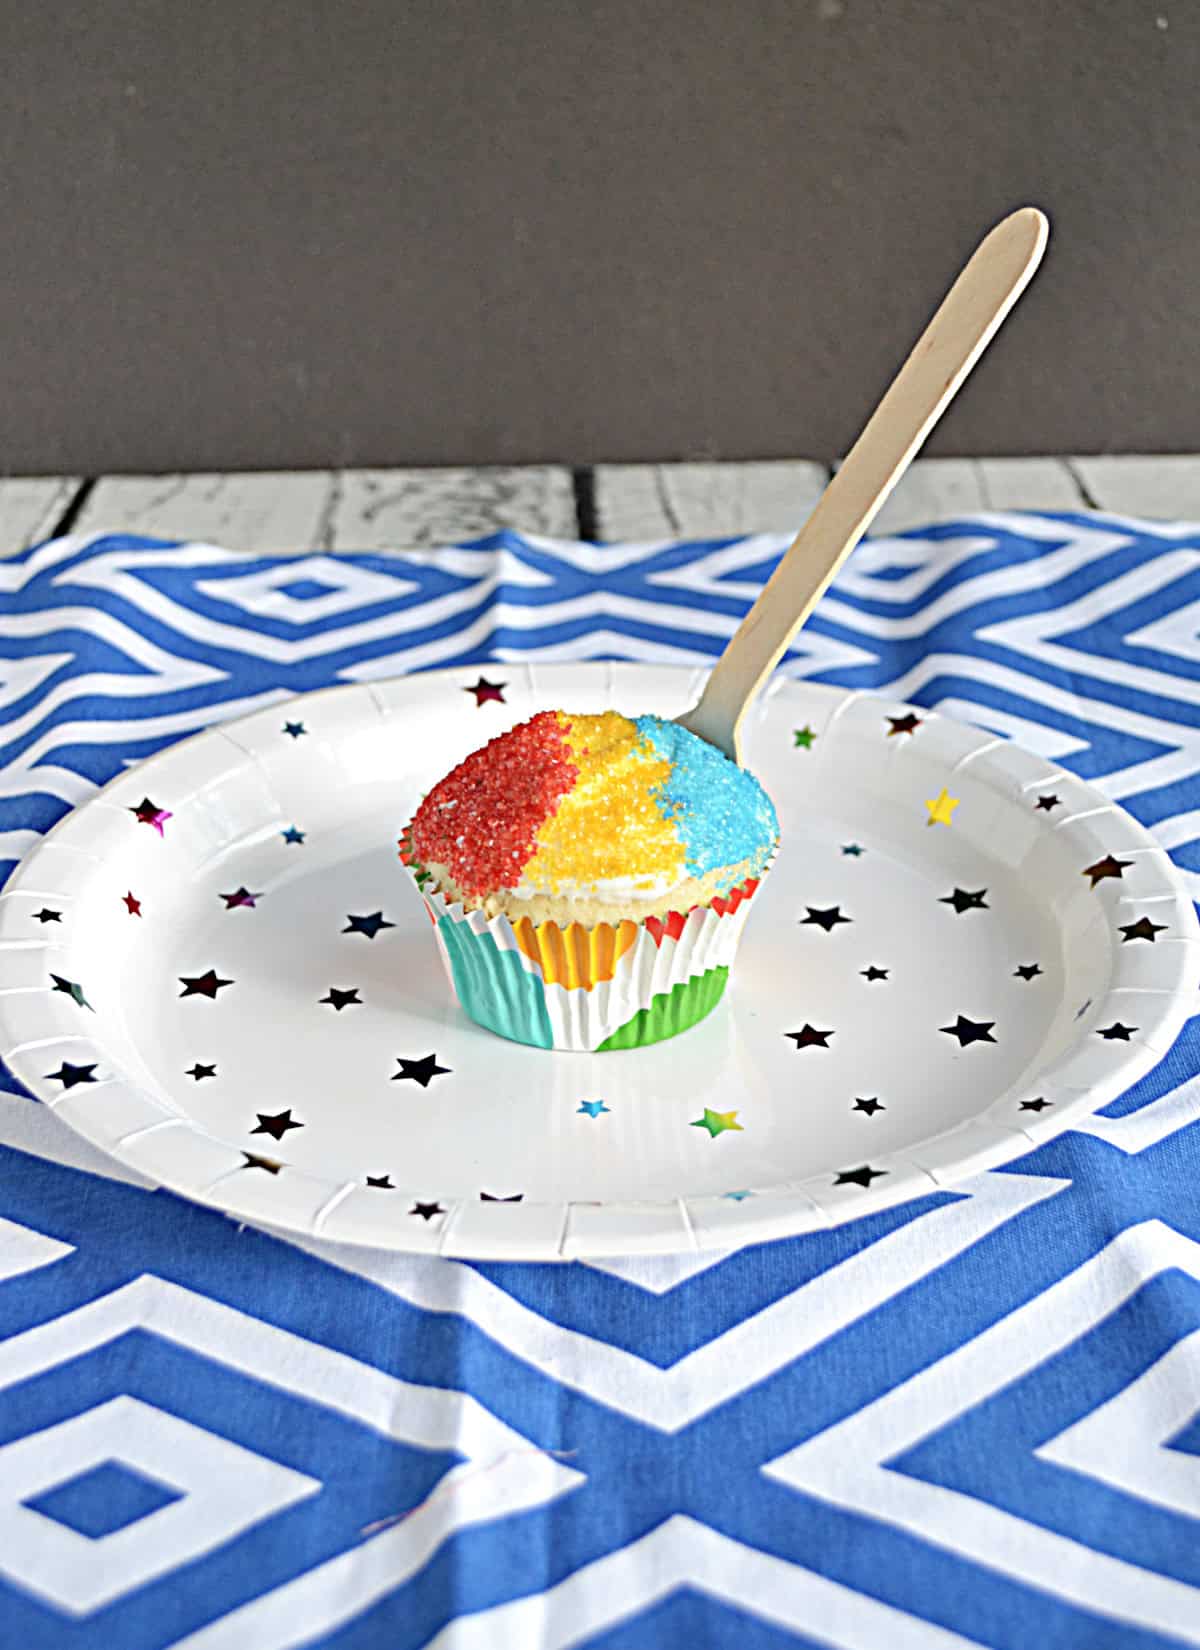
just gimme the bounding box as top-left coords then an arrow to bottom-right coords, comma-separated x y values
514,917 -> 640,990
524,712 -> 686,888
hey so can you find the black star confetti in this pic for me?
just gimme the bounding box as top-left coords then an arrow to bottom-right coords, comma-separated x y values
45,1061 -> 97,1089
252,1109 -> 303,1140
1014,963 -> 1043,980
321,987 -> 361,1011
366,1175 -> 394,1189
130,797 -> 171,834
853,1097 -> 884,1116
786,1025 -> 833,1049
1120,917 -> 1166,943
480,1192 -> 524,1202
283,721 -> 307,738
221,887 -> 262,910
1083,854 -> 1133,889
179,969 -> 233,999
802,906 -> 851,932
1020,1098 -> 1052,1112
410,1200 -> 444,1220
32,908 -> 61,924
50,973 -> 93,1010
1097,1022 -> 1136,1042
393,1054 -> 452,1087
940,1015 -> 996,1047
841,843 -> 864,857
465,677 -> 506,706
281,825 -> 306,845
242,1152 -> 283,1174
186,1063 -> 217,1081
887,713 -> 922,737
1035,794 -> 1061,812
940,887 -> 989,914
835,1165 -> 888,1187
861,966 -> 889,982
343,912 -> 395,940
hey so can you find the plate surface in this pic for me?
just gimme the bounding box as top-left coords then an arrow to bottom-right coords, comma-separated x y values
1,662 -> 1197,1258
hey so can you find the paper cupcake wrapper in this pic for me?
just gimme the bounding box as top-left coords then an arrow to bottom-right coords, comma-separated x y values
400,841 -> 767,1051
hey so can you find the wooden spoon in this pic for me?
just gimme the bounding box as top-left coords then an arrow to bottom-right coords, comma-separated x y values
675,206 -> 1049,762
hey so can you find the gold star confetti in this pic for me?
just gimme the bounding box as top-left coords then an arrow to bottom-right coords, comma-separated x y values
925,787 -> 960,828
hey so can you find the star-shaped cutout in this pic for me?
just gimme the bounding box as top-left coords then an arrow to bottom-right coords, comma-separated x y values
221,887 -> 262,910
1097,1022 -> 1136,1041
281,825 -> 306,845
1120,916 -> 1167,943
853,1096 -> 884,1116
691,1108 -> 743,1138
32,908 -> 61,924
887,713 -> 922,737
940,1014 -> 996,1047
50,973 -> 92,1010
410,1200 -> 445,1220
283,721 -> 307,739
241,1152 -> 283,1174
130,797 -> 172,834
925,787 -> 960,828
366,1174 -> 394,1189
578,1100 -> 610,1117
393,1054 -> 451,1087
841,843 -> 865,857
940,886 -> 989,914
793,725 -> 817,749
122,892 -> 142,916
802,905 -> 851,932
480,1191 -> 524,1202
321,987 -> 361,1010
465,677 -> 506,706
186,1062 -> 217,1081
45,1061 -> 97,1089
1035,794 -> 1061,812
1083,854 -> 1133,888
786,1024 -> 833,1049
343,911 -> 395,939
252,1109 -> 304,1140
1014,963 -> 1043,980
834,1165 -> 888,1188
861,965 -> 889,982
179,969 -> 234,999
1020,1097 -> 1052,1112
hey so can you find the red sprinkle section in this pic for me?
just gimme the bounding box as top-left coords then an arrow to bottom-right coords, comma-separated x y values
409,712 -> 578,897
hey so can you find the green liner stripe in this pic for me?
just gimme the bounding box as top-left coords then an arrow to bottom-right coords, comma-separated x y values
598,965 -> 729,1052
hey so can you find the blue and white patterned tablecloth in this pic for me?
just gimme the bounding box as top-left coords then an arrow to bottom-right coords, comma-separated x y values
1,514 -> 1200,1649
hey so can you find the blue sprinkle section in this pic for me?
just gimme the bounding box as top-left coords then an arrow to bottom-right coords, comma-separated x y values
635,716 -> 778,882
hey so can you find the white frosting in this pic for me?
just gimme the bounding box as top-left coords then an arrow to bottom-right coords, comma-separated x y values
512,870 -> 689,906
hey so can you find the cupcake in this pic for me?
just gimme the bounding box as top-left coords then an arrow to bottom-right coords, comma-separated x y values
400,710 -> 778,1051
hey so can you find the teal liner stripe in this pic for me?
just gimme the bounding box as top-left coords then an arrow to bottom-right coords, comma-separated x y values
436,919 -> 555,1050
598,965 -> 729,1052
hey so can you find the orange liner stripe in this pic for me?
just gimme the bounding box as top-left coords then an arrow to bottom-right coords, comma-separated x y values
513,917 -> 640,990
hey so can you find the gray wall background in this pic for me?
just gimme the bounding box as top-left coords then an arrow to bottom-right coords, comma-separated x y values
1,1 -> 1196,474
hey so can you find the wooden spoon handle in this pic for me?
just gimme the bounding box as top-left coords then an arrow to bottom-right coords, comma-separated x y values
677,206 -> 1049,762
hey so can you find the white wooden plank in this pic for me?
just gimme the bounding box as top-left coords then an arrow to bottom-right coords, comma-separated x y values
0,476 -> 83,552
1066,455 -> 1200,521
325,466 -> 577,548
593,460 -> 829,541
75,472 -> 334,552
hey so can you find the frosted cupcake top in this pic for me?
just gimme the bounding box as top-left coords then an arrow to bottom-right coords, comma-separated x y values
408,709 -> 778,905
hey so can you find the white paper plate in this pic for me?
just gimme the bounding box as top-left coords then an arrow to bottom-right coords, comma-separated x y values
1,663 -> 1196,1259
